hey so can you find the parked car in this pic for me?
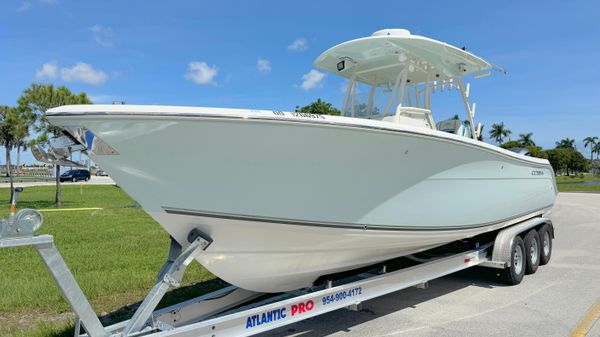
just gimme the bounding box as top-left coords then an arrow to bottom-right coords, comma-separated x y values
60,169 -> 91,182
96,169 -> 108,176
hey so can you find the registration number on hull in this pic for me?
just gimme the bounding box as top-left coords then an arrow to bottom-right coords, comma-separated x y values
272,110 -> 326,119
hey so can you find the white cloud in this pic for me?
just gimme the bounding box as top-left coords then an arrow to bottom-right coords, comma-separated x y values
60,62 -> 107,85
257,58 -> 271,73
18,0 -> 54,11
89,24 -> 114,47
288,38 -> 308,51
300,69 -> 325,91
36,61 -> 58,80
17,1 -> 31,11
185,61 -> 218,85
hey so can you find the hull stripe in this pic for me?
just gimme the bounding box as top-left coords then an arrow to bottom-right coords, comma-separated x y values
162,205 -> 553,232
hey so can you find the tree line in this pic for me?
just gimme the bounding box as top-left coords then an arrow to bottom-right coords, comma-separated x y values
489,122 -> 595,176
1,83 -> 91,205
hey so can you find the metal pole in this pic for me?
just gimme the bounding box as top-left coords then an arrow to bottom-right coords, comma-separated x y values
367,85 -> 375,116
35,239 -> 108,337
424,68 -> 432,110
384,65 -> 408,116
73,316 -> 81,337
415,84 -> 420,107
456,77 -> 478,140
396,67 -> 409,113
8,187 -> 23,228
121,235 -> 211,336
342,78 -> 355,116
351,81 -> 356,117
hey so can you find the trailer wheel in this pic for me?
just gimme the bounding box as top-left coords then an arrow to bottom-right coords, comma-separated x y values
503,236 -> 526,285
524,230 -> 540,275
538,224 -> 553,265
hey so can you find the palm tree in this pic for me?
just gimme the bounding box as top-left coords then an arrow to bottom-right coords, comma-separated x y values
18,83 -> 92,208
592,143 -> 600,175
518,133 -> 535,147
14,134 -> 30,175
556,138 -> 576,149
489,122 -> 512,145
594,143 -> 600,162
0,106 -> 29,200
583,136 -> 598,162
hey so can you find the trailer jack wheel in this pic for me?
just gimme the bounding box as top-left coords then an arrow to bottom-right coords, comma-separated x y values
503,236 -> 525,285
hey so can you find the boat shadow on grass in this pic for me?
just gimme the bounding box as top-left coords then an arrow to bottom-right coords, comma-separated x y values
46,278 -> 229,337
99,278 -> 230,325
262,267 -> 508,337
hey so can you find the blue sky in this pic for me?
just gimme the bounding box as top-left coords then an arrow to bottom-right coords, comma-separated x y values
1,0 -> 599,163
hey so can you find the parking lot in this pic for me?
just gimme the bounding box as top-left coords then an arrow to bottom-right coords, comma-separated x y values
265,193 -> 600,337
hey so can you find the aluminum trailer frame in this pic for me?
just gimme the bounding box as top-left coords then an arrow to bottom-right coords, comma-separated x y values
0,217 -> 553,337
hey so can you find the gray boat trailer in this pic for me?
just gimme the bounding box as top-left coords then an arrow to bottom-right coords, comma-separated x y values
0,214 -> 552,337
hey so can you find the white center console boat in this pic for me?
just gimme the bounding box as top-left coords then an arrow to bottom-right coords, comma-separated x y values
39,29 -> 557,293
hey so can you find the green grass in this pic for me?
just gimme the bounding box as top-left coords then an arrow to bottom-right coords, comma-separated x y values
555,174 -> 600,183
0,185 -> 225,337
555,174 -> 600,193
556,184 -> 600,193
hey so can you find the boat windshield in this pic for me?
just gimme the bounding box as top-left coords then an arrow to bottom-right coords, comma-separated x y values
342,82 -> 425,119
340,75 -> 477,136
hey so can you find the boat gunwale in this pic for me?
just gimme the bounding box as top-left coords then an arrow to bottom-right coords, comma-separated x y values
47,108 -> 553,168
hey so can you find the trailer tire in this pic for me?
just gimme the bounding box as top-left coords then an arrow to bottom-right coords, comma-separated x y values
524,230 -> 540,275
503,236 -> 526,285
538,224 -> 552,265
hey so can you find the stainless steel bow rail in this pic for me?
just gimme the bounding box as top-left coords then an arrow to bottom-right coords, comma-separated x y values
0,189 -> 554,337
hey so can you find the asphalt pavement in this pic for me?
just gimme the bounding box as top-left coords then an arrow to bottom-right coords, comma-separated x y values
264,193 -> 600,337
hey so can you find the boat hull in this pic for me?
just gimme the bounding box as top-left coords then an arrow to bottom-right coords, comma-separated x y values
47,107 -> 557,292
149,209 -> 548,292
